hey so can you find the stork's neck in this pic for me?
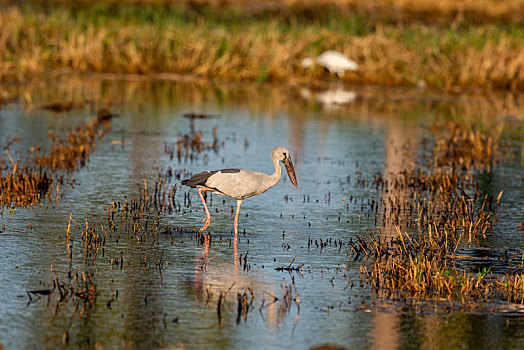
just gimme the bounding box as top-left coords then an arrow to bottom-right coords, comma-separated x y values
269,155 -> 282,186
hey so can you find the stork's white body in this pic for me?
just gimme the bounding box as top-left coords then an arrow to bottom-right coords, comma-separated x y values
204,168 -> 282,200
182,146 -> 297,236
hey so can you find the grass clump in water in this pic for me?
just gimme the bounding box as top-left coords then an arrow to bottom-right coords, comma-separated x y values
352,120 -> 524,307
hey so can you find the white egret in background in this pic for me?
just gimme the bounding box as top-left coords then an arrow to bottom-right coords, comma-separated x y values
301,50 -> 359,76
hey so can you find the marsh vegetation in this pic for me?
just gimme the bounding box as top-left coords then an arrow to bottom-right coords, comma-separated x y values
0,1 -> 523,348
1,0 -> 524,91
0,79 -> 522,348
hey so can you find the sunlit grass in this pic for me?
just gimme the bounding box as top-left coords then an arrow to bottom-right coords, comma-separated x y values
1,1 -> 523,91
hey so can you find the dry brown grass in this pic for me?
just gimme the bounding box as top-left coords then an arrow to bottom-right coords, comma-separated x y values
432,121 -> 501,172
32,117 -> 109,171
0,106 -> 111,209
0,1 -> 523,91
352,119 -> 524,305
0,164 -> 52,209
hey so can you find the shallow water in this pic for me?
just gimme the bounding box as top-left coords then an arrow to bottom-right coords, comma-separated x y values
0,78 -> 523,349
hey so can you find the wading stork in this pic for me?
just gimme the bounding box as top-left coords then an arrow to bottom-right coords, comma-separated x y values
182,146 -> 298,236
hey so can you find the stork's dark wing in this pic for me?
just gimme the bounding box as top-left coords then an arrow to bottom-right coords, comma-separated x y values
181,169 -> 240,188
181,171 -> 218,187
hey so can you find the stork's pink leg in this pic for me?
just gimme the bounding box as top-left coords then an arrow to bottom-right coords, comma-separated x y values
233,236 -> 238,270
198,188 -> 211,233
234,199 -> 243,236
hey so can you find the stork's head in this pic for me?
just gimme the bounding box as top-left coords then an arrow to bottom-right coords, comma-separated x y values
272,146 -> 298,187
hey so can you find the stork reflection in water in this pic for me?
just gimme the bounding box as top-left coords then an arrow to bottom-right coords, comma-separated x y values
182,146 -> 298,236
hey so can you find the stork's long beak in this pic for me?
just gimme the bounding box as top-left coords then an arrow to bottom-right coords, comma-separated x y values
284,156 -> 298,187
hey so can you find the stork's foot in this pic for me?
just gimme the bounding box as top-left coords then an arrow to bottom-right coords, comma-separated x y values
199,217 -> 211,232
